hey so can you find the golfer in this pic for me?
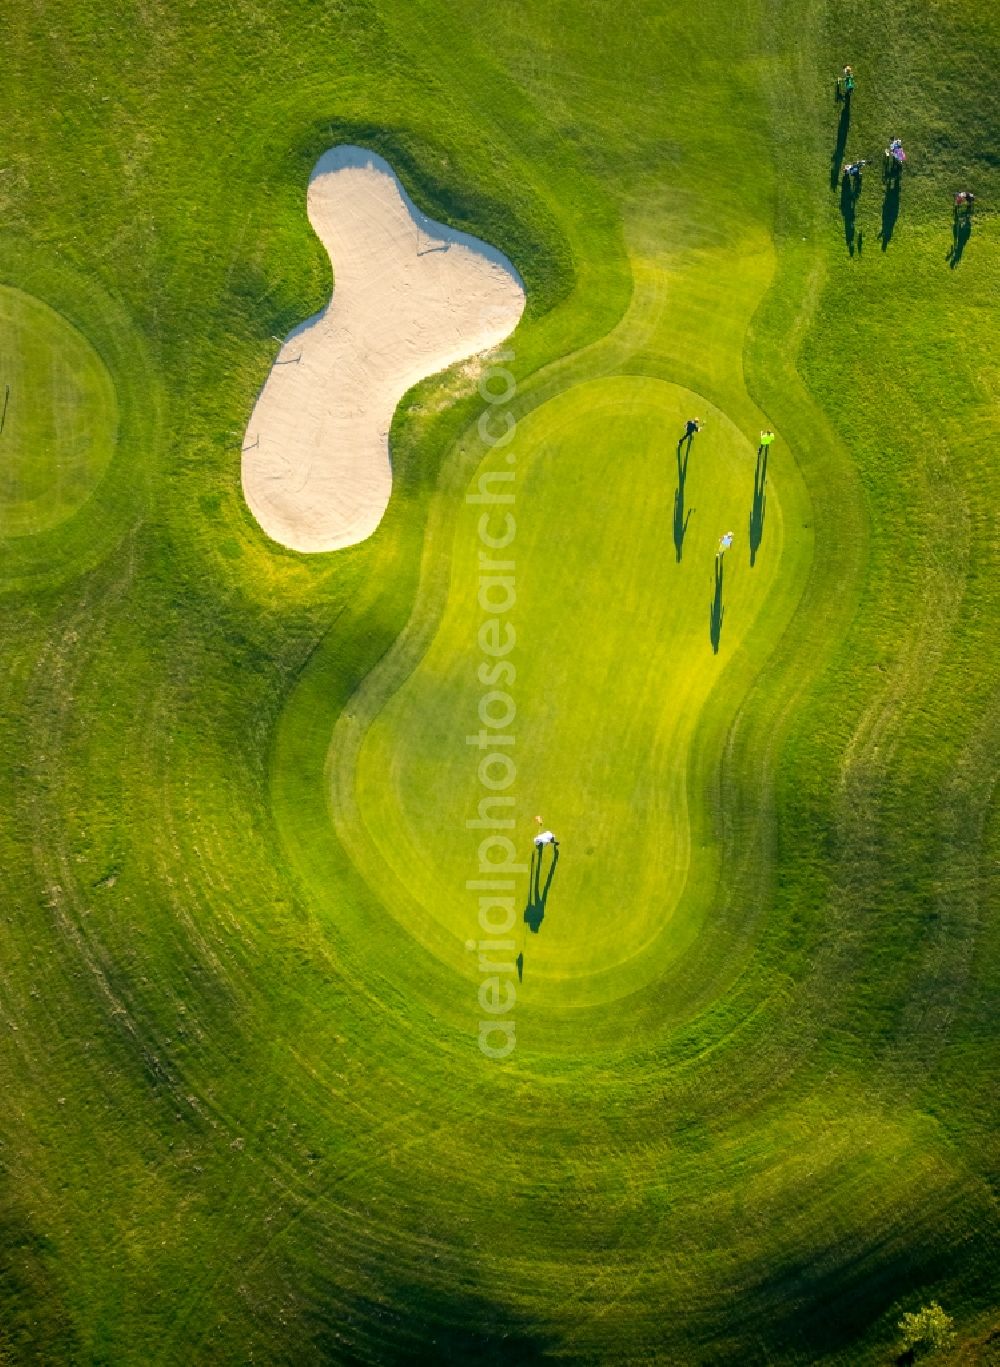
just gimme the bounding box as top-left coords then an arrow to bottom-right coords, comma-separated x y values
717,531 -> 734,557
884,138 -> 906,177
534,830 -> 559,849
684,417 -> 703,439
759,430 -> 775,450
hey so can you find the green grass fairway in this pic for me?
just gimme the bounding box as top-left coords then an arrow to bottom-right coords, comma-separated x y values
1,0 -> 999,1363
0,287 -> 118,537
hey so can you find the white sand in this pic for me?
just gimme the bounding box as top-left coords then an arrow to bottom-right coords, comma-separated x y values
241,146 -> 526,552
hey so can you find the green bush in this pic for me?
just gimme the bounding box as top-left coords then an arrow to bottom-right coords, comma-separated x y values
898,1302 -> 956,1357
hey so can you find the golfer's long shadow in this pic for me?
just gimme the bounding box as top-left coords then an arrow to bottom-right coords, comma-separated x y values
880,177 -> 901,251
829,103 -> 850,190
673,438 -> 694,562
839,172 -> 857,254
749,447 -> 767,566
524,845 -> 559,934
948,214 -> 972,268
709,558 -> 725,654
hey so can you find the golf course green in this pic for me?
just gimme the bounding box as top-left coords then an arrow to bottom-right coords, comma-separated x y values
1,0 -> 998,1363
334,376 -> 789,1007
0,288 -> 119,538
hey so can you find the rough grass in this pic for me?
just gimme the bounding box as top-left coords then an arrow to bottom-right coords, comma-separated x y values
0,0 -> 997,1363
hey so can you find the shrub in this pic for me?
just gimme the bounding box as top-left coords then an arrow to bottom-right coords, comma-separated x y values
897,1303 -> 956,1358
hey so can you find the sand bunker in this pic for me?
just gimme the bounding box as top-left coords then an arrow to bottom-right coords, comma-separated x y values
241,146 -> 526,552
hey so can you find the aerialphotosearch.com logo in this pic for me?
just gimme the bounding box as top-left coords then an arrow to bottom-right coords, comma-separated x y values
464,348 -> 523,1061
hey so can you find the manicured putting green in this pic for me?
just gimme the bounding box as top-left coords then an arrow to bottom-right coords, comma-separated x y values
336,376 -> 784,1009
0,286 -> 118,537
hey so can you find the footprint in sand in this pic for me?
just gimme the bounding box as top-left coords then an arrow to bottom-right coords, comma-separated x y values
241,145 -> 526,553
